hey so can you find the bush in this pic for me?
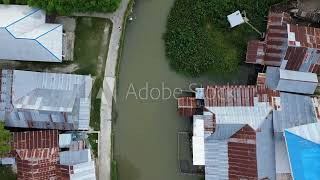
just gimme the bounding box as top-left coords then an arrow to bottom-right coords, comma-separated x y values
164,0 -> 286,76
0,0 -> 121,15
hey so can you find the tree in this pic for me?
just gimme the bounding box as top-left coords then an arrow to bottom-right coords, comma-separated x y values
0,122 -> 11,155
2,0 -> 11,4
163,0 -> 286,76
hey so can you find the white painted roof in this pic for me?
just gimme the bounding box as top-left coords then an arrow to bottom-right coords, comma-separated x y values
280,69 -> 318,83
227,10 -> 245,28
286,122 -> 320,144
207,100 -> 272,130
0,5 -> 62,62
195,88 -> 205,99
0,5 -> 37,27
192,116 -> 205,165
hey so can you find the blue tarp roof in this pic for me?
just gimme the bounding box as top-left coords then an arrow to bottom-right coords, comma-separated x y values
284,130 -> 320,180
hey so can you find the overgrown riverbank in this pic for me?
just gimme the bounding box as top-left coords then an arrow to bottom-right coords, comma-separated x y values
164,0 -> 286,76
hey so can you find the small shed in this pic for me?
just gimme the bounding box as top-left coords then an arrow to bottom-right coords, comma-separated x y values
266,67 -> 318,94
227,10 -> 245,28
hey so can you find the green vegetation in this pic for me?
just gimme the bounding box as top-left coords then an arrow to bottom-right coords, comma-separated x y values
74,18 -> 107,76
164,0 -> 285,76
1,0 -> 120,14
90,76 -> 103,131
0,166 -> 16,180
111,160 -> 118,180
0,122 -> 11,156
88,133 -> 98,157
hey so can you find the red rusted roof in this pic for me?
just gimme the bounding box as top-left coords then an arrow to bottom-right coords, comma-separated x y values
11,130 -> 61,180
204,85 -> 279,107
12,130 -> 59,150
178,97 -> 197,117
284,47 -> 308,71
246,40 -> 266,64
228,125 -> 258,180
246,13 -> 291,66
288,24 -> 320,48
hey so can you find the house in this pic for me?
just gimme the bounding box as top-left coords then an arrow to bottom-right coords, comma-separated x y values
246,12 -> 320,74
179,76 -> 280,179
11,130 -> 96,180
0,70 -> 92,130
272,92 -> 318,180
0,5 -> 63,62
178,71 -> 320,180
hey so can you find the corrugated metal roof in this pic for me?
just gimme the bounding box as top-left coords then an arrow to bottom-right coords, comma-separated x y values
0,5 -> 62,62
205,140 -> 229,180
273,92 -> 317,132
266,67 -> 318,94
12,130 -> 59,150
1,70 -> 92,130
274,133 -> 291,174
256,114 -> 276,180
59,134 -> 73,148
59,149 -> 91,166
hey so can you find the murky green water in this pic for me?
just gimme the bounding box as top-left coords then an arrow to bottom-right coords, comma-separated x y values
113,0 -> 251,180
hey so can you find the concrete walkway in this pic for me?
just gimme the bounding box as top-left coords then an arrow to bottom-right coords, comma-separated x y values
74,0 -> 131,180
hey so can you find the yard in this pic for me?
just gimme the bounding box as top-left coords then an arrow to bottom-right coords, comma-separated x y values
0,166 -> 16,180
164,0 -> 287,76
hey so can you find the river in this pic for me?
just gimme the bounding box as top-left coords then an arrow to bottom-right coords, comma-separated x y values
113,0 -> 251,180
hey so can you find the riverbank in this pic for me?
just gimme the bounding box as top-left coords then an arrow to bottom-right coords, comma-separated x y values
113,0 -> 253,180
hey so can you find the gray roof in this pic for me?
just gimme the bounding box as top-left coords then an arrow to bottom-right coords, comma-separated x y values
256,114 -> 276,180
266,67 -> 318,94
273,92 -> 317,132
59,149 -> 91,166
59,149 -> 96,180
274,132 -> 291,174
205,124 -> 244,140
0,5 -> 62,62
204,140 -> 229,180
0,70 -> 92,130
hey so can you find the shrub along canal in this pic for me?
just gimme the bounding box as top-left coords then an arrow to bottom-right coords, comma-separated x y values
113,0 -> 254,179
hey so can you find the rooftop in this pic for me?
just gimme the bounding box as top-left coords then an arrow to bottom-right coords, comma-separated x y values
0,69 -> 92,130
0,5 -> 62,62
284,123 -> 320,180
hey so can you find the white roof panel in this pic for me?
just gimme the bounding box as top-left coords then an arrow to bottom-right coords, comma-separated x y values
280,69 -> 318,83
0,5 -> 37,27
286,122 -> 320,144
227,10 -> 245,28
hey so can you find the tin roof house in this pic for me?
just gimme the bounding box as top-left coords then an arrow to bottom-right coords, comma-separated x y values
11,130 -> 96,180
0,5 -> 63,62
178,76 -> 281,179
246,12 -> 320,74
0,70 -> 92,130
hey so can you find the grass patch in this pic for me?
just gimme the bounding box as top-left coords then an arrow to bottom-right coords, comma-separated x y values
164,0 -> 286,76
0,166 -> 16,180
74,17 -> 107,76
111,160 -> 118,180
90,76 -> 103,131
88,133 -> 99,157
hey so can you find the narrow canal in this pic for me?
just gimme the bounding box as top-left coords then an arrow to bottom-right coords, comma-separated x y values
113,0 -> 252,180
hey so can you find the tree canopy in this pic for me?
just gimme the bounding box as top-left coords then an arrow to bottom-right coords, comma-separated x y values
1,0 -> 121,14
0,122 -> 11,155
163,0 -> 286,76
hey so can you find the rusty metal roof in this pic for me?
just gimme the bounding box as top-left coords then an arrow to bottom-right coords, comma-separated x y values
12,130 -> 59,150
288,24 -> 320,48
